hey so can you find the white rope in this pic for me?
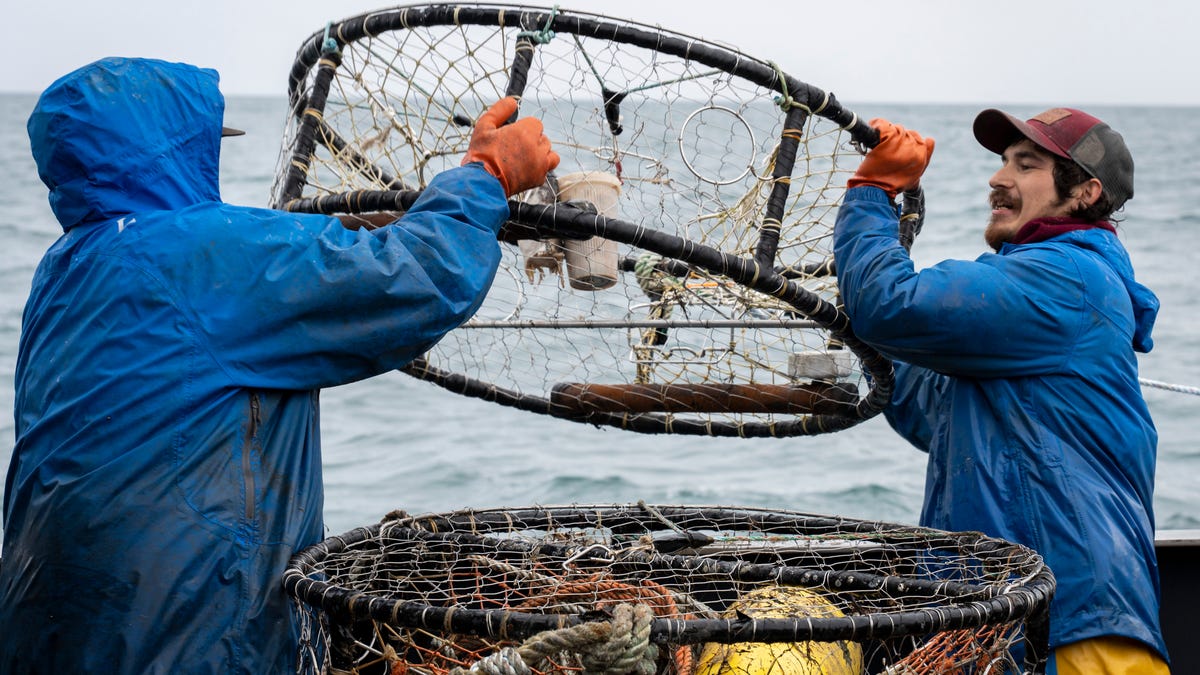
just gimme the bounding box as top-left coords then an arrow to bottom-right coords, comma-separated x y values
1140,378 -> 1200,396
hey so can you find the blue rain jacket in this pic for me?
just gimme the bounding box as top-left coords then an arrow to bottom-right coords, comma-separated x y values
834,186 -> 1166,660
2,57 -> 509,673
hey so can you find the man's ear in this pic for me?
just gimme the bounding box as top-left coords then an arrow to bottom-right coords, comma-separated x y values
1076,177 -> 1103,208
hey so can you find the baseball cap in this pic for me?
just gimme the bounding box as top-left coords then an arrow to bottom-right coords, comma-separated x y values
973,107 -> 1133,210
221,126 -> 245,137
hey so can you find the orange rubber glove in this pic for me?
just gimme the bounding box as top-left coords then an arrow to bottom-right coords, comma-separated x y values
847,118 -> 935,198
462,97 -> 561,197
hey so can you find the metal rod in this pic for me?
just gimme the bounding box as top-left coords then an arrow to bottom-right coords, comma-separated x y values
461,318 -> 821,329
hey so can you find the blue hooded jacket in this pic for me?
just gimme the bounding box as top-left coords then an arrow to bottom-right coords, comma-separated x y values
2,57 -> 509,673
834,186 -> 1166,660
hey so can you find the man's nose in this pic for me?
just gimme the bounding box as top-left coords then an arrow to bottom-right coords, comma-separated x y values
989,166 -> 1012,190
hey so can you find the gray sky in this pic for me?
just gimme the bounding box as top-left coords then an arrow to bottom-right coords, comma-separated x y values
6,0 -> 1197,106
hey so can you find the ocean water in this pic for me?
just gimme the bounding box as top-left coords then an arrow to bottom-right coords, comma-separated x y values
1,93 -> 1197,539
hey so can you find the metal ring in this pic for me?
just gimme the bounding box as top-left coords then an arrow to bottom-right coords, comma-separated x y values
678,105 -> 757,186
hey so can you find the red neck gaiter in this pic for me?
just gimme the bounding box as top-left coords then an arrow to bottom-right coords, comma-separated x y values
1010,216 -> 1115,245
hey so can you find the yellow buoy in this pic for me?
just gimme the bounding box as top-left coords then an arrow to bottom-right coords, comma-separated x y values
694,585 -> 864,675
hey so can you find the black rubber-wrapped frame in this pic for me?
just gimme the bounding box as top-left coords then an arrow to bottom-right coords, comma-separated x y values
284,504 -> 1053,672
275,3 -> 927,437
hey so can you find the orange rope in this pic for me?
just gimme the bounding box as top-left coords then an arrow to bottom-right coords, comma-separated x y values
886,622 -> 1019,673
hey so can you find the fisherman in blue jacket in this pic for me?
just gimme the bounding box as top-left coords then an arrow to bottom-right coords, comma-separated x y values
1,57 -> 558,673
834,109 -> 1169,673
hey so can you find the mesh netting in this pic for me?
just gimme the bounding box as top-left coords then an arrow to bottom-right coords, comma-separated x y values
271,3 -> 926,438
285,504 -> 1054,674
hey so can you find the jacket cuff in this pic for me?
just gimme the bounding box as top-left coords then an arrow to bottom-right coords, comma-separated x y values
843,185 -> 894,204
458,161 -> 504,195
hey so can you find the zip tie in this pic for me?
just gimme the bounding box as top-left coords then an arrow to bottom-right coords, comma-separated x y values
516,4 -> 559,44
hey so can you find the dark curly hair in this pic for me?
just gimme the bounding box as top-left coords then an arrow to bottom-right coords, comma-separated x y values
1053,155 -> 1121,224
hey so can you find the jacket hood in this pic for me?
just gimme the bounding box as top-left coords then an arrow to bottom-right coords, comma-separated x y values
1049,228 -> 1159,353
27,57 -> 225,230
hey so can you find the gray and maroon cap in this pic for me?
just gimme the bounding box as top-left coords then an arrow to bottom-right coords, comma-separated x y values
973,107 -> 1133,210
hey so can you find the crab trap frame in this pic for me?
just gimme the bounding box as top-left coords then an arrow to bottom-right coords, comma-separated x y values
285,504 -> 1054,674
271,3 -> 926,438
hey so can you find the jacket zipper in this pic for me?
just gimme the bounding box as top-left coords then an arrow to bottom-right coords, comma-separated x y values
242,391 -> 260,524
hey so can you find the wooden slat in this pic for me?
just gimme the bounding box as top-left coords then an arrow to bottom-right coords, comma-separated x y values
550,382 -> 858,416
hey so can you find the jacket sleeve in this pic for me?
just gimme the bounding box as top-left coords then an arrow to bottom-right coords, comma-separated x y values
833,186 -> 1086,378
180,164 -> 509,389
882,361 -> 948,453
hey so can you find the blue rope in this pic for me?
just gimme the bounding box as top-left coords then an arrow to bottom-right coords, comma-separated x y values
516,5 -> 559,44
321,21 -> 340,55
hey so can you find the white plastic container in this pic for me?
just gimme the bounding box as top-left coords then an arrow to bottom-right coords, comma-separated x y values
556,171 -> 621,291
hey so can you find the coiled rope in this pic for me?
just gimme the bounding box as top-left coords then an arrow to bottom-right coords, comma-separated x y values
449,603 -> 658,675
